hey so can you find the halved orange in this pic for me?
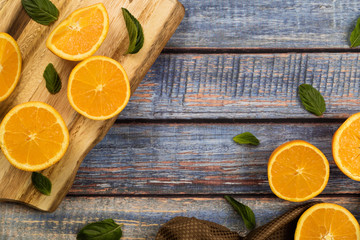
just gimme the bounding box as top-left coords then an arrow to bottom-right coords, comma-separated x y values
46,3 -> 109,61
333,112 -> 360,181
67,56 -> 130,120
0,33 -> 22,101
0,102 -> 69,171
268,140 -> 329,202
295,203 -> 360,240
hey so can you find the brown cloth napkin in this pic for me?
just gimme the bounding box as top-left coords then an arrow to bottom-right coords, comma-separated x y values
156,202 -> 320,240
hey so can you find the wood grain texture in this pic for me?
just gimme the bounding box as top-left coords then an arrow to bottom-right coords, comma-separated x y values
0,0 -> 184,212
119,53 -> 360,120
1,196 -> 360,239
3,0 -> 357,49
66,123 -> 360,195
167,0 -> 358,48
2,0 -> 357,49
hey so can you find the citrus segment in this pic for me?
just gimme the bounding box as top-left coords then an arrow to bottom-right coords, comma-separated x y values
67,56 -> 130,120
0,102 -> 69,171
333,112 -> 360,181
0,32 -> 22,101
46,3 -> 109,61
295,203 -> 360,240
268,140 -> 329,202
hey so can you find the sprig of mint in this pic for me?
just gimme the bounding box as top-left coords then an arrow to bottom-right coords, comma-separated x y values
43,63 -> 61,94
224,195 -> 256,230
298,84 -> 326,116
122,8 -> 144,54
77,219 -> 123,240
233,132 -> 260,146
350,17 -> 360,48
31,172 -> 52,196
21,0 -> 59,25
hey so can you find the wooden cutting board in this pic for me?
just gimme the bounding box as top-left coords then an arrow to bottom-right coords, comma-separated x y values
0,0 -> 184,212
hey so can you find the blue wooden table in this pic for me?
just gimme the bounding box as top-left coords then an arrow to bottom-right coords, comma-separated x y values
2,0 -> 360,239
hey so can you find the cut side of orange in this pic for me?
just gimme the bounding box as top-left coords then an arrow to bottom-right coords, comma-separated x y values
46,3 -> 109,61
67,56 -> 130,120
333,112 -> 360,181
0,102 -> 69,171
268,140 -> 329,202
0,33 -> 22,101
295,203 -> 360,240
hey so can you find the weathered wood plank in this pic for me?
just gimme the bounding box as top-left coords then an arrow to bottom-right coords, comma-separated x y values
69,123 -> 356,195
1,196 -> 359,239
166,0 -> 358,48
119,53 -> 360,120
1,0 -> 358,49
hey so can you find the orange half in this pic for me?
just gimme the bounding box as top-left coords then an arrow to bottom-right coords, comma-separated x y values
0,102 -> 69,171
295,203 -> 360,240
268,140 -> 329,202
46,3 -> 109,61
333,112 -> 360,181
0,32 -> 22,101
67,56 -> 131,120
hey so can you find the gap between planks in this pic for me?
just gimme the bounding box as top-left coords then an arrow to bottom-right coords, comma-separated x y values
65,193 -> 360,198
162,47 -> 360,55
114,118 -> 346,125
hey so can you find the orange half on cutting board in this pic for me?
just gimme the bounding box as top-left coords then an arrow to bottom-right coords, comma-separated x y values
333,112 -> 360,181
67,56 -> 130,120
46,3 -> 109,61
268,140 -> 329,202
0,32 -> 22,101
295,203 -> 360,240
0,102 -> 69,171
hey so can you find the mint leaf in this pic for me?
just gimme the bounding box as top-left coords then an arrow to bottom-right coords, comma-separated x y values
298,84 -> 326,116
224,195 -> 256,230
77,219 -> 122,240
233,132 -> 260,146
32,172 -> 52,196
122,8 -> 144,54
22,0 -> 59,25
351,17 -> 360,48
43,63 -> 61,94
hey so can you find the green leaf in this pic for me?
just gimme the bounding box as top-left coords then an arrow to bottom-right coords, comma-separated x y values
224,195 -> 256,230
350,17 -> 360,48
298,84 -> 326,116
21,0 -> 59,25
31,172 -> 52,196
122,8 -> 144,54
43,63 -> 61,94
77,219 -> 123,240
233,132 -> 260,146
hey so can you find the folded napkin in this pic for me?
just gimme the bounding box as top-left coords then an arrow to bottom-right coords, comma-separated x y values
156,202 -> 320,240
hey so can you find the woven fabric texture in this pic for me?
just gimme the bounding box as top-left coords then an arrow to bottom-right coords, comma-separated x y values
155,202 -> 320,240
156,217 -> 241,240
244,201 -> 320,240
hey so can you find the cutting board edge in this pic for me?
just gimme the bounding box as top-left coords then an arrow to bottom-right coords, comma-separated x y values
0,0 -> 186,212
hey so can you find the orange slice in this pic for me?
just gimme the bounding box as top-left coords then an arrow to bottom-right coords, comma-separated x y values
268,140 -> 329,202
0,102 -> 69,171
0,33 -> 22,101
67,56 -> 130,120
333,112 -> 360,181
46,3 -> 109,61
295,203 -> 360,240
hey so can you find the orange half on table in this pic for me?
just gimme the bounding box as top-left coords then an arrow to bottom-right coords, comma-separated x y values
0,102 -> 69,171
46,3 -> 109,61
333,112 -> 360,181
268,140 -> 329,202
295,203 -> 360,240
0,32 -> 22,101
67,56 -> 131,120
